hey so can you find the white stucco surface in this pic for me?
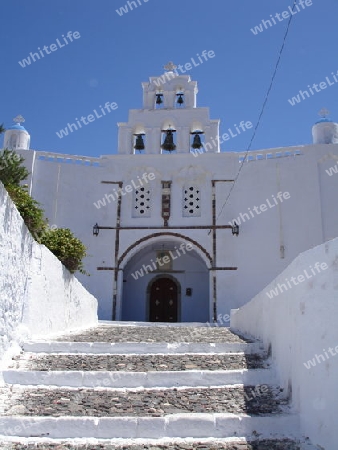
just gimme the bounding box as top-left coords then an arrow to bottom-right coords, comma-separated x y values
14,143 -> 338,323
22,341 -> 262,355
0,413 -> 300,440
0,182 -> 98,366
6,71 -> 338,323
3,367 -> 274,389
231,237 -> 338,450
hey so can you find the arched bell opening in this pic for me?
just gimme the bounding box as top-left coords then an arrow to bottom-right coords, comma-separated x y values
155,92 -> 164,109
190,130 -> 205,151
175,90 -> 185,109
132,125 -> 146,154
161,126 -> 177,154
133,133 -> 146,153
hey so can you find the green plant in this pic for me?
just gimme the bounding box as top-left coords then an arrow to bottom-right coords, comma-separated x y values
6,185 -> 47,240
0,149 -> 30,187
2,147 -> 88,275
40,228 -> 88,274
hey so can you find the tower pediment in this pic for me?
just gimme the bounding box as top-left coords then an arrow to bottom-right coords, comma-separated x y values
118,66 -> 220,156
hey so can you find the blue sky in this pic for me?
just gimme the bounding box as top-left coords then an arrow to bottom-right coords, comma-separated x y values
1,0 -> 337,156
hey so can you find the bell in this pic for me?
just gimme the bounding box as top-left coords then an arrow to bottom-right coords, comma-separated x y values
177,94 -> 184,105
161,130 -> 176,152
156,94 -> 163,105
134,134 -> 145,151
191,133 -> 202,149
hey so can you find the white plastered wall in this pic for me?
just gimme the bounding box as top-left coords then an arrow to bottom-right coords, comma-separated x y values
231,237 -> 338,449
0,182 -> 98,367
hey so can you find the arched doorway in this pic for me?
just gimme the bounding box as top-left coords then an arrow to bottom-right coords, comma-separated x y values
118,234 -> 211,322
148,276 -> 180,322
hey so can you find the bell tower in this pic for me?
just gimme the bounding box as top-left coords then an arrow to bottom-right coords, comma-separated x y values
312,108 -> 338,145
3,115 -> 31,151
118,63 -> 220,155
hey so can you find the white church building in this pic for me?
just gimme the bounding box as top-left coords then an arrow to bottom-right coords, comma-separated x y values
3,64 -> 338,322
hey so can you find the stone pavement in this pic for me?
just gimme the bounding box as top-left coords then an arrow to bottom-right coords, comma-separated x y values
10,353 -> 265,372
54,325 -> 253,344
2,385 -> 286,417
0,323 -> 315,449
0,438 -> 303,449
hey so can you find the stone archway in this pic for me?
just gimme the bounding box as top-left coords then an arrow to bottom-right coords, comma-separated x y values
118,235 -> 211,322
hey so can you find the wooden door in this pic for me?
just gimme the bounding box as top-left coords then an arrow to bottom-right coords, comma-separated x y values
149,278 -> 178,322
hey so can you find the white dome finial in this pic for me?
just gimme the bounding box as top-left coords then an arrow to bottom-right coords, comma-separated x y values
3,115 -> 30,150
312,109 -> 338,145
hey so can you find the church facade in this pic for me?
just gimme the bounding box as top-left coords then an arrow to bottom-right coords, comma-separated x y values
3,65 -> 338,322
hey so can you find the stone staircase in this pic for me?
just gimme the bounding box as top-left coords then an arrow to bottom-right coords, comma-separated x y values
0,323 -> 316,449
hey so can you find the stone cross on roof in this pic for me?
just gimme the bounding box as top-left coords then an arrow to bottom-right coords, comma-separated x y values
164,62 -> 177,72
13,115 -> 25,125
318,108 -> 330,118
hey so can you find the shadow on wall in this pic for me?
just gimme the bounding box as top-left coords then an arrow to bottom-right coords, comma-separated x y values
0,182 -> 98,366
231,237 -> 338,450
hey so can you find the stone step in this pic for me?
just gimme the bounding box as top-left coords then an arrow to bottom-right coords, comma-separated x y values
9,352 -> 267,372
0,324 -> 307,447
0,413 -> 299,440
0,385 -> 288,417
22,324 -> 261,355
22,342 -> 263,355
52,325 -> 254,344
0,437 -> 313,450
3,368 -> 274,389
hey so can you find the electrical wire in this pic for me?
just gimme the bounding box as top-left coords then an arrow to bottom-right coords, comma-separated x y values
214,0 -> 298,227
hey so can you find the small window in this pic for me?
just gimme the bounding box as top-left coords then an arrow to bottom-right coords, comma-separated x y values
156,251 -> 172,271
183,185 -> 201,217
10,134 -> 17,149
133,186 -> 151,218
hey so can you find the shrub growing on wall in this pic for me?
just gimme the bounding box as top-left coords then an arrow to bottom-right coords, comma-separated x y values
6,185 -> 47,241
40,228 -> 88,274
0,149 -> 30,187
0,145 -> 88,275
